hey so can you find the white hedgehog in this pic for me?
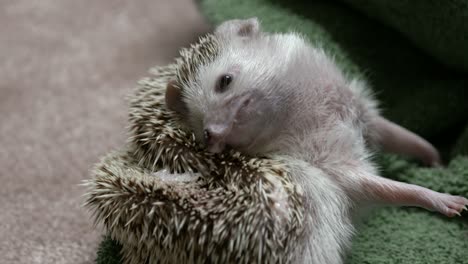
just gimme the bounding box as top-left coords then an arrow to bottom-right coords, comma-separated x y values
166,18 -> 468,264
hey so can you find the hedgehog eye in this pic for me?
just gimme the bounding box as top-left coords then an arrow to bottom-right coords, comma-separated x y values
216,74 -> 233,93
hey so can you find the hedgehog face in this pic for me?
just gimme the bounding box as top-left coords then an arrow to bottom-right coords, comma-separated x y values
166,19 -> 320,154
166,18 -> 300,154
188,19 -> 286,154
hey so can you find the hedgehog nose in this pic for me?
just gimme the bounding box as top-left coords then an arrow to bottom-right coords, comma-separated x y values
203,125 -> 228,153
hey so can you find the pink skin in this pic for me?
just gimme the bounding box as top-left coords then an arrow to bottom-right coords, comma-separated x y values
203,92 -> 255,153
202,89 -> 278,154
203,123 -> 227,153
373,117 -> 441,167
360,174 -> 468,217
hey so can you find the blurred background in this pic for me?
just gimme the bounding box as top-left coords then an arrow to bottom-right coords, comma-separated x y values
0,1 -> 209,263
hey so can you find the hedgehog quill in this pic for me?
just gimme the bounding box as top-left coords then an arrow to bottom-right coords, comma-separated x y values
165,18 -> 468,264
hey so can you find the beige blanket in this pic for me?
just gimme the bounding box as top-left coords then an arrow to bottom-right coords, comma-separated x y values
0,1 -> 208,263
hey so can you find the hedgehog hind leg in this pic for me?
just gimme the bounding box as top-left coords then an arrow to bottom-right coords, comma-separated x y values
370,116 -> 441,167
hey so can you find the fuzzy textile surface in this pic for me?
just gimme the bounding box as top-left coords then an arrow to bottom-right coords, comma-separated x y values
340,0 -> 468,72
0,1 -> 208,264
95,0 -> 468,263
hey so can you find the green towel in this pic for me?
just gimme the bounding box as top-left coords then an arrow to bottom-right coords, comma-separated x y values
95,0 -> 468,263
340,0 -> 468,72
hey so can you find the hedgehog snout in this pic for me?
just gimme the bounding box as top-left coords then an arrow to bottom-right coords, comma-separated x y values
203,124 -> 229,153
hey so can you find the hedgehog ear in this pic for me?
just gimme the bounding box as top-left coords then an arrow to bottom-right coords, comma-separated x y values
165,80 -> 188,115
215,18 -> 260,39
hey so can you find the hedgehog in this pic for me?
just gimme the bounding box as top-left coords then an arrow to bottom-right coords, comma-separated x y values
85,18 -> 468,264
84,28 -> 305,264
162,18 -> 468,264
